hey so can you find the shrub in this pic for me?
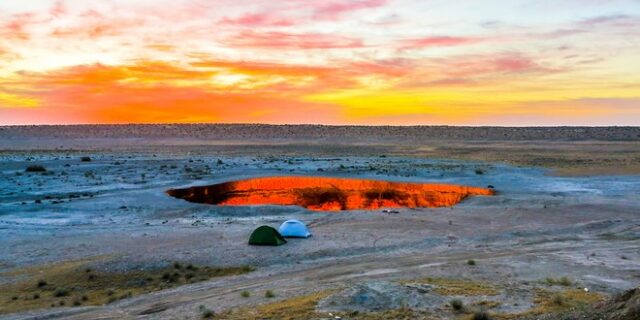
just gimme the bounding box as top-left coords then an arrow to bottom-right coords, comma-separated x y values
558,277 -> 572,286
472,311 -> 491,320
202,309 -> 215,318
33,293 -> 40,299
240,291 -> 250,298
450,299 -> 464,311
467,259 -> 476,266
73,299 -> 82,306
241,266 -> 256,273
174,262 -> 183,270
53,288 -> 69,297
265,290 -> 275,298
552,294 -> 565,306
26,165 -> 46,172
545,277 -> 572,286
186,264 -> 198,271
37,279 -> 48,288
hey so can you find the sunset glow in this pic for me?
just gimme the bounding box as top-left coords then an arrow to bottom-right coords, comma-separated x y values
1,0 -> 639,125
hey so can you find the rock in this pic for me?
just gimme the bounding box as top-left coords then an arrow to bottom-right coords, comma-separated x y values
591,287 -> 640,320
317,281 -> 446,313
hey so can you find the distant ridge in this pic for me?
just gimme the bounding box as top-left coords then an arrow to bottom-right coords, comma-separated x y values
1,124 -> 639,141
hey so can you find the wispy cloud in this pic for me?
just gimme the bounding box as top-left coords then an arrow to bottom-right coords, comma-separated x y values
313,0 -> 388,20
219,13 -> 296,27
398,36 -> 485,49
222,31 -> 365,49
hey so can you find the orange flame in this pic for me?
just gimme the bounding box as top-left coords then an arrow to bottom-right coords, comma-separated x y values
167,176 -> 494,211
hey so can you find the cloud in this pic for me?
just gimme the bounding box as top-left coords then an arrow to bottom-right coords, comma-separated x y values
398,36 -> 484,49
0,61 -> 343,124
19,61 -> 217,86
390,52 -> 555,90
49,0 -> 67,17
49,16 -> 144,38
0,12 -> 36,41
313,0 -> 388,20
191,59 -> 335,77
347,59 -> 413,77
219,13 -> 295,27
579,14 -> 640,27
437,53 -> 553,77
222,31 -> 365,49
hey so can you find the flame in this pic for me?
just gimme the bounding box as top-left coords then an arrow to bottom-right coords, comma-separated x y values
167,176 -> 494,211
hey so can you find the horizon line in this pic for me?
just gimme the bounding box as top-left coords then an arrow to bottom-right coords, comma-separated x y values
1,123 -> 640,128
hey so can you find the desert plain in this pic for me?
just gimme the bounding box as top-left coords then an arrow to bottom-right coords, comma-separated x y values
0,125 -> 639,319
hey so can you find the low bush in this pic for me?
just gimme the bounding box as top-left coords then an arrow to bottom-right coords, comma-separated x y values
202,309 -> 215,318
53,288 -> 69,297
25,165 -> 46,173
450,298 -> 464,311
545,277 -> 572,286
472,311 -> 491,320
265,290 -> 275,298
552,293 -> 565,306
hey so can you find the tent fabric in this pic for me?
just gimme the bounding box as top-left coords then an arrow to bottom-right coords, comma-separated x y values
248,226 -> 287,246
278,219 -> 312,238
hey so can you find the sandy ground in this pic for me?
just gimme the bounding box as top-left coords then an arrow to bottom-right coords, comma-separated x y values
0,129 -> 639,319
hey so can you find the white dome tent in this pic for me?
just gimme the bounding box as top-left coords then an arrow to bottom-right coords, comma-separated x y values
278,219 -> 312,238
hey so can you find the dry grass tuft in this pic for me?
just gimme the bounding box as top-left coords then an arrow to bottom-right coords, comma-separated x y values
221,291 -> 330,320
0,260 -> 253,315
405,277 -> 500,296
493,288 -> 605,319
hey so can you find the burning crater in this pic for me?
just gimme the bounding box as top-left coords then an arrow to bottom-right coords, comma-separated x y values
166,176 -> 494,211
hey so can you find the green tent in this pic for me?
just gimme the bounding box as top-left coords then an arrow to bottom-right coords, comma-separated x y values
248,226 -> 287,246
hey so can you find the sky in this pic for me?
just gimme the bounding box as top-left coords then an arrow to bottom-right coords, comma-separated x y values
0,0 -> 639,125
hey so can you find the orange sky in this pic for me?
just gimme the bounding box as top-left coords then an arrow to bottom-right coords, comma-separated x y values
1,0 -> 639,125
